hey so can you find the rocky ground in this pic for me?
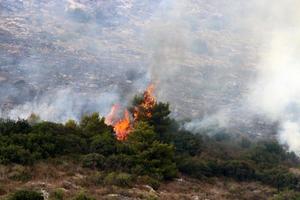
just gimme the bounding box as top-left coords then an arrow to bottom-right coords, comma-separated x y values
0,159 -> 277,200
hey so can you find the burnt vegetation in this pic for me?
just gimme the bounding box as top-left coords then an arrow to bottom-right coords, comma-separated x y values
1,93 -> 300,199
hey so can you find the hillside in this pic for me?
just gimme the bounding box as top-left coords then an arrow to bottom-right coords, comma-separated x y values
0,161 -> 278,200
1,1 -> 300,200
0,0 -> 263,128
0,90 -> 300,199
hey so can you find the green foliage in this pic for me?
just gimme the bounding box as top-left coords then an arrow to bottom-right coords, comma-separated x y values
51,189 -> 64,200
271,190 -> 300,200
89,131 -> 116,156
177,157 -> 216,179
169,130 -> 203,156
103,172 -> 133,187
1,95 -> 300,194
130,95 -> 172,141
104,154 -> 134,171
80,113 -> 111,136
0,145 -> 33,165
127,122 -> 177,179
247,141 -> 294,168
81,153 -> 105,169
0,119 -> 31,135
65,119 -> 77,129
127,122 -> 157,148
256,168 -> 299,191
221,160 -> 255,181
8,190 -> 43,200
149,102 -> 172,135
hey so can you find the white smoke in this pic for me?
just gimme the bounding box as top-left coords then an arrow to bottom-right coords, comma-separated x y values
184,109 -> 230,132
246,0 -> 300,154
8,88 -> 119,122
2,0 -> 300,154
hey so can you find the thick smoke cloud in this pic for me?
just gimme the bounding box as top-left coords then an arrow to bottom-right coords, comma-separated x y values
247,0 -> 300,154
1,0 -> 300,154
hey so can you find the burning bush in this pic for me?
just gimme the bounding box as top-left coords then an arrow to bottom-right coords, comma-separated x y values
105,84 -> 161,141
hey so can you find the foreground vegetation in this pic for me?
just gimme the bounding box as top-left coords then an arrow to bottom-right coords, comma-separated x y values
1,93 -> 300,199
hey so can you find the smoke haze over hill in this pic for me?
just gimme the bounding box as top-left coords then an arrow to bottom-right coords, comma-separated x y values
1,0 -> 300,153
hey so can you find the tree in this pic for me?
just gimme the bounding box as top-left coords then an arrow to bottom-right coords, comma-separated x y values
90,131 -> 116,156
80,113 -> 112,136
130,95 -> 172,141
127,122 -> 177,179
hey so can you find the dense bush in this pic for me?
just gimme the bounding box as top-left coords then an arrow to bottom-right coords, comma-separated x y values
1,95 -> 300,193
168,130 -> 202,156
51,189 -> 64,200
126,122 -> 178,179
271,190 -> 300,200
103,172 -> 133,187
177,157 -> 216,179
256,168 -> 299,191
81,153 -> 105,169
8,190 -> 43,200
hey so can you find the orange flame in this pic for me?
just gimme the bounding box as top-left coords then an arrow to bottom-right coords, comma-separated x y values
134,84 -> 156,121
114,110 -> 132,141
105,83 -> 156,141
142,83 -> 156,116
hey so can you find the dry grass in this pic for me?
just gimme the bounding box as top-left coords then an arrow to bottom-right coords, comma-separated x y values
0,160 -> 278,200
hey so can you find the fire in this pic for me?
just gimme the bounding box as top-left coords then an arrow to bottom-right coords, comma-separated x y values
142,83 -> 156,115
113,110 -> 132,141
105,83 -> 156,141
105,104 -> 132,141
134,84 -> 156,121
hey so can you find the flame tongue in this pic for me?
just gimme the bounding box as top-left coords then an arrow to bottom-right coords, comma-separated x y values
142,84 -> 156,117
114,110 -> 132,141
105,84 -> 156,141
134,84 -> 156,121
105,105 -> 132,141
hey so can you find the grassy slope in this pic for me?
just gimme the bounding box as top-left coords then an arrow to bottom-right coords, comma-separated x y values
0,158 -> 278,200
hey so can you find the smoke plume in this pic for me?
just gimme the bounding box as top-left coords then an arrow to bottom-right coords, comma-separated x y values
1,0 -> 300,154
247,0 -> 300,154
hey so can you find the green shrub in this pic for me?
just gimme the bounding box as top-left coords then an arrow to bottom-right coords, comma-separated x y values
271,190 -> 300,200
81,153 -> 105,169
177,157 -> 215,178
8,165 -> 32,181
0,145 -> 33,165
257,168 -> 299,190
104,172 -> 133,187
8,190 -> 43,200
73,192 -> 95,200
104,154 -> 134,171
137,175 -> 161,190
89,132 -> 116,156
169,130 -> 202,156
51,189 -> 64,200
85,172 -> 105,186
221,160 -> 255,181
